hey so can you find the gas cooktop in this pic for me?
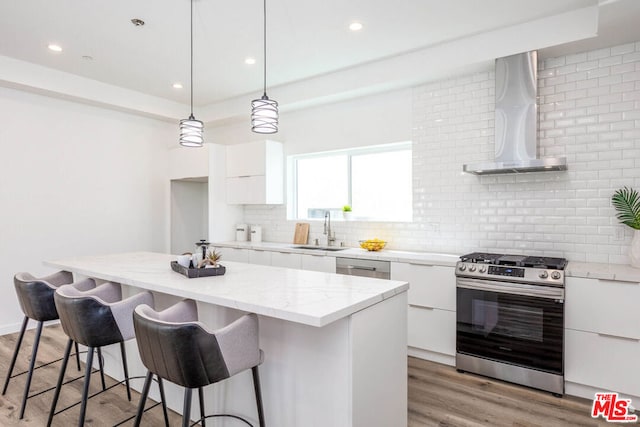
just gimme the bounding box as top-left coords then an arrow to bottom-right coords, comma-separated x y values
459,252 -> 567,270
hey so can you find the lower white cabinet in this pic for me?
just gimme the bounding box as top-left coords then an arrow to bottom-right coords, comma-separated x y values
220,247 -> 249,263
301,254 -> 335,273
248,249 -> 272,266
408,306 -> 455,357
271,252 -> 302,269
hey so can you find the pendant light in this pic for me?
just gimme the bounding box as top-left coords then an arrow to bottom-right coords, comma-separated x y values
179,0 -> 204,147
251,0 -> 278,134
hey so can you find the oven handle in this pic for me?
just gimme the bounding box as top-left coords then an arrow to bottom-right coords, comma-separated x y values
456,277 -> 564,301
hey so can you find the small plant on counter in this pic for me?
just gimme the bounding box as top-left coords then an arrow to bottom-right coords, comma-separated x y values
612,187 -> 640,230
198,248 -> 222,268
342,205 -> 352,212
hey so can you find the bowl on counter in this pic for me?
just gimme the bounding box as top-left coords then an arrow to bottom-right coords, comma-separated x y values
359,239 -> 387,251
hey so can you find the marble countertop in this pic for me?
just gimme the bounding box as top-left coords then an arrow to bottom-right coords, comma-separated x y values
213,241 -> 461,267
45,252 -> 409,328
565,261 -> 640,282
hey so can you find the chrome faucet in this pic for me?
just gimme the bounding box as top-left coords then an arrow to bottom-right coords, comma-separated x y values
324,211 -> 336,246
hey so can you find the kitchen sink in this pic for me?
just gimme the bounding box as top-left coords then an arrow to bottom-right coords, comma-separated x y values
292,245 -> 347,251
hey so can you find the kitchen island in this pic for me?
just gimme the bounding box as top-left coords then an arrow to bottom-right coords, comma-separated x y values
45,252 -> 409,427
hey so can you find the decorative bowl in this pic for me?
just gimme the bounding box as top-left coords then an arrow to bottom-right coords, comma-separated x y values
359,239 -> 387,251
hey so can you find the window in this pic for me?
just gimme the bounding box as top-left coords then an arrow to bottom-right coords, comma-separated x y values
290,142 -> 412,221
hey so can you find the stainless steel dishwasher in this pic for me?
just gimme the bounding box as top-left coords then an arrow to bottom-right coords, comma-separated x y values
335,257 -> 390,280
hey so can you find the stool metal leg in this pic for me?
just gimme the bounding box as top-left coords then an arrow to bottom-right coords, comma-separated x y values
2,316 -> 28,395
96,347 -> 106,391
47,338 -> 73,427
158,377 -> 170,427
133,370 -> 153,427
74,341 -> 81,371
119,342 -> 131,401
198,387 -> 206,427
19,320 -> 43,419
78,346 -> 94,427
252,366 -> 266,427
182,388 -> 192,427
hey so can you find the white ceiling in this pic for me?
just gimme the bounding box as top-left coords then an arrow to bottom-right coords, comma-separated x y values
1,0 -> 639,122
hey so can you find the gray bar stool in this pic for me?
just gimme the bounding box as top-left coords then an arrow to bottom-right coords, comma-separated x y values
2,271 -> 95,419
47,282 -> 159,427
132,299 -> 266,427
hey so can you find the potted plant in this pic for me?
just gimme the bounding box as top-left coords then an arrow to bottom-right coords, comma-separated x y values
342,205 -> 352,220
612,186 -> 640,268
199,248 -> 222,268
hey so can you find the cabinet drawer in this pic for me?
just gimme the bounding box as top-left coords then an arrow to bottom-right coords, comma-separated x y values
565,328 -> 640,397
408,306 -> 455,356
248,249 -> 272,266
566,277 -> 640,340
301,254 -> 335,273
220,247 -> 249,263
271,252 -> 302,269
391,262 -> 455,311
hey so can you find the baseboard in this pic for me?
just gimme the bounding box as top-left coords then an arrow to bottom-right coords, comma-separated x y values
565,381 -> 640,403
408,346 -> 455,366
0,319 -> 60,336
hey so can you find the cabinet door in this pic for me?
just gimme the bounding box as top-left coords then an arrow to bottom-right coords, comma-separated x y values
226,142 -> 265,177
301,254 -> 335,273
566,277 -> 640,340
271,252 -> 302,269
226,176 -> 266,204
408,306 -> 455,356
391,262 -> 455,311
248,249 -> 272,266
221,247 -> 249,263
565,328 -> 640,397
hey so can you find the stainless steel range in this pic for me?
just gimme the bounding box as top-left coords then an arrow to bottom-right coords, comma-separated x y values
455,252 -> 567,395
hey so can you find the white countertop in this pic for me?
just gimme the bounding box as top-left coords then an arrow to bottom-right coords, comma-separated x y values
213,241 -> 461,267
45,252 -> 409,328
566,261 -> 640,282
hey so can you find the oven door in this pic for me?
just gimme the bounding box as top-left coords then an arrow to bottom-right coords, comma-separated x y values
456,277 -> 564,374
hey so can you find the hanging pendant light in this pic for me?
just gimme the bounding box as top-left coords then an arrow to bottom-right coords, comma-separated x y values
180,0 -> 203,147
251,0 -> 278,134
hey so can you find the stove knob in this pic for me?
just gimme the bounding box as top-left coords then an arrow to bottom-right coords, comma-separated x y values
539,271 -> 548,279
458,264 -> 466,271
551,271 -> 561,280
469,265 -> 476,272
478,266 -> 486,273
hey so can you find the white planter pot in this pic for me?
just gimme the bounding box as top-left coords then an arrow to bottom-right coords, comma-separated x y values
631,229 -> 640,269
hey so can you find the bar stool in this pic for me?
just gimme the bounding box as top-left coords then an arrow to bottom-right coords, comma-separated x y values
132,300 -> 266,427
2,271 -> 95,419
47,282 -> 158,427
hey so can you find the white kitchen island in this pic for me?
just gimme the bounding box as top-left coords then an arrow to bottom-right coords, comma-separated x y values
45,252 -> 409,427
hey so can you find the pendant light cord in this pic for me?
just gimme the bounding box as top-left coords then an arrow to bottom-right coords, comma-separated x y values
190,0 -> 194,117
262,0 -> 267,98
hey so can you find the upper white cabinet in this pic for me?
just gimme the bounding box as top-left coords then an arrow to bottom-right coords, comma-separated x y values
226,140 -> 283,204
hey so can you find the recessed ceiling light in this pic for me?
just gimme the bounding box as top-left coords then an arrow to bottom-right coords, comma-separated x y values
245,57 -> 256,65
349,22 -> 363,32
131,18 -> 145,26
48,44 -> 62,52
173,83 -> 183,89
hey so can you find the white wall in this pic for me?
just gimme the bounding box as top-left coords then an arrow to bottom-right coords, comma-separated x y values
222,41 -> 640,264
0,87 -> 172,333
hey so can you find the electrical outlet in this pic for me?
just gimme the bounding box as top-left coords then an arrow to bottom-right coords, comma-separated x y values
614,226 -> 625,241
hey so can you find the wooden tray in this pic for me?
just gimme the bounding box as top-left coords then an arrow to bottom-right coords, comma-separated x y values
171,261 -> 226,278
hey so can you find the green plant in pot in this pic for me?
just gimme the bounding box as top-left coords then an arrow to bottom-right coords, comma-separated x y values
611,187 -> 640,268
342,205 -> 352,220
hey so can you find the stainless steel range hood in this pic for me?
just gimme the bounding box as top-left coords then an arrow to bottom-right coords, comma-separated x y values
463,51 -> 567,175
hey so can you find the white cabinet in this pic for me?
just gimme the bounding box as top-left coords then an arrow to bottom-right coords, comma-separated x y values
169,145 -> 209,180
565,276 -> 640,399
220,247 -> 249,263
225,140 -> 283,204
248,249 -> 272,266
391,262 -> 456,365
301,254 -> 335,273
271,252 -> 302,269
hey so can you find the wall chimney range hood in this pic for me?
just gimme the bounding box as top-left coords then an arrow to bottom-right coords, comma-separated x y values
463,51 -> 567,175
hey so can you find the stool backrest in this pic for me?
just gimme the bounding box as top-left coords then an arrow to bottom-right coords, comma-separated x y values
14,271 -> 73,321
134,301 -> 261,389
54,287 -> 123,347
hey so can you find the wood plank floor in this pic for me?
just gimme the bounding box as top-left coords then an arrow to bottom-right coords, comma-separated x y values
0,324 -> 636,426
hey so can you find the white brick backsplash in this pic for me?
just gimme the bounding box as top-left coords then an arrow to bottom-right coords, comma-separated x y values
240,41 -> 640,265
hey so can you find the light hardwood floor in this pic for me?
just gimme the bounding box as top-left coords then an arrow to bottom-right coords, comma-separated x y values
0,324 -> 636,426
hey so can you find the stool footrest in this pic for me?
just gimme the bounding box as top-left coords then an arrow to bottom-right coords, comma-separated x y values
191,413 -> 254,427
